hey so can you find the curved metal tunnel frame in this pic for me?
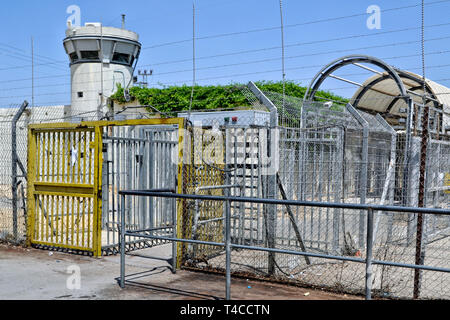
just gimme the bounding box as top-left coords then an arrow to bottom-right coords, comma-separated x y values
301,55 -> 427,207
301,54 -> 445,127
303,55 -> 410,106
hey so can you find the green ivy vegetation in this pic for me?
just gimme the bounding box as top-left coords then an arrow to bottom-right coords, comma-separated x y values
110,80 -> 349,116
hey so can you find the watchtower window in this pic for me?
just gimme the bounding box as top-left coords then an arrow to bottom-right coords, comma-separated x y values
69,52 -> 79,63
80,50 -> 99,60
112,52 -> 130,64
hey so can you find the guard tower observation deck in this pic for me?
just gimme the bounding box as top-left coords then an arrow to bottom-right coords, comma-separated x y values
63,23 -> 141,120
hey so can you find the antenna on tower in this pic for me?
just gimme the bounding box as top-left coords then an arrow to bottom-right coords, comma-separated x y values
137,69 -> 153,88
121,14 -> 126,29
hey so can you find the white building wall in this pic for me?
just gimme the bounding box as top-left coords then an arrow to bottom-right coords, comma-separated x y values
70,62 -> 133,118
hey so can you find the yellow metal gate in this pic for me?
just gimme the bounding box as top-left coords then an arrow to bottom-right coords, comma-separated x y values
26,124 -> 103,256
26,118 -> 186,257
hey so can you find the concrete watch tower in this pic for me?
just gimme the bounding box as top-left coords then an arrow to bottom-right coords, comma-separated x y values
63,22 -> 141,120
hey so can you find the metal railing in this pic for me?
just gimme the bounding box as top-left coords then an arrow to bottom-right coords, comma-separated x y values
118,190 -> 450,300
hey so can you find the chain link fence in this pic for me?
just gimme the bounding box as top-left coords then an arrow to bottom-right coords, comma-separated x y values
176,84 -> 449,299
1,83 -> 449,299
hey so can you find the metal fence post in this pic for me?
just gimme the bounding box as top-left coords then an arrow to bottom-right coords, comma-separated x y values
403,98 -> 414,207
332,128 -> 344,253
346,104 -> 369,248
365,207 -> 374,300
225,198 -> 232,300
414,98 -> 431,299
120,193 -> 126,288
172,189 -> 177,274
102,135 -> 109,230
12,101 -> 29,242
266,129 -> 277,275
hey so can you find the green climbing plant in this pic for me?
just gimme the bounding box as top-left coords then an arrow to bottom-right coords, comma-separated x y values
110,80 -> 349,116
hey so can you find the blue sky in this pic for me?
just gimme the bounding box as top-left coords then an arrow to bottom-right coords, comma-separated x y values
0,0 -> 449,107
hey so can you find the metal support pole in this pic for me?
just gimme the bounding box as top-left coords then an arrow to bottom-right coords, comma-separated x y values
12,101 -> 29,242
171,187 -> 177,274
126,127 -> 133,223
138,128 -> 147,229
266,128 -> 277,275
120,194 -> 126,288
414,1 -> 427,297
247,81 -> 278,127
346,104 -> 369,247
225,198 -> 232,300
403,98 -> 415,207
333,128 -> 344,253
365,208 -> 374,300
360,123 -> 369,247
102,138 -> 109,229
149,131 -> 155,228
414,104 -> 430,299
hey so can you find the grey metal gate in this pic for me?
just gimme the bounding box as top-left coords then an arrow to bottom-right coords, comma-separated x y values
101,124 -> 178,255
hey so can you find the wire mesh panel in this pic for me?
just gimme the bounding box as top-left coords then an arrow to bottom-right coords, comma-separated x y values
174,88 -> 449,299
3,84 -> 449,299
278,126 -> 344,255
364,207 -> 450,300
225,126 -> 261,246
0,105 -> 28,243
297,101 -> 365,254
424,139 -> 450,241
179,125 -> 226,266
180,122 -> 278,274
